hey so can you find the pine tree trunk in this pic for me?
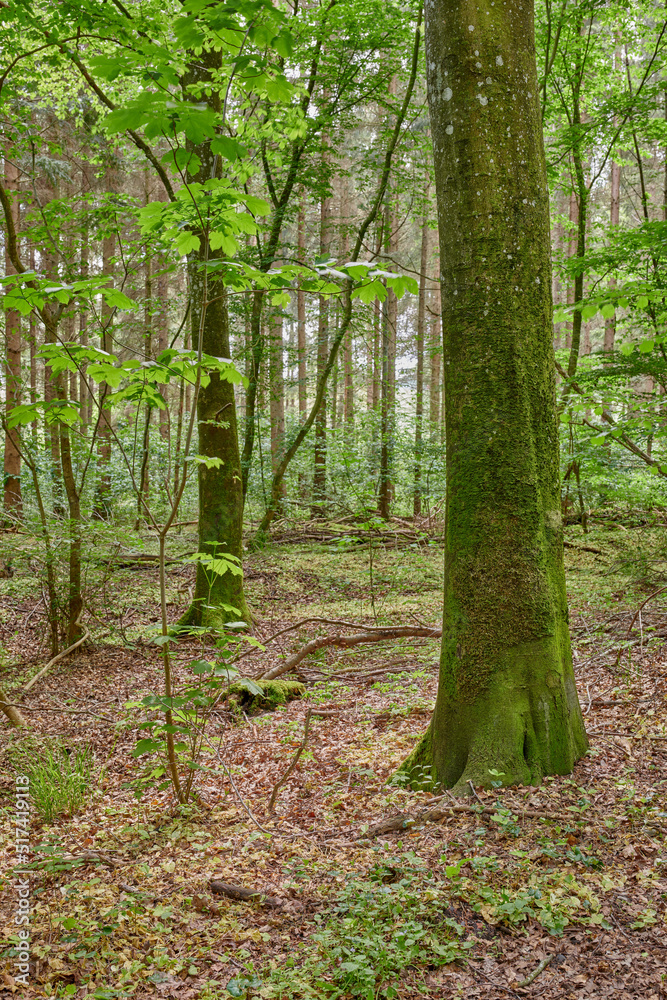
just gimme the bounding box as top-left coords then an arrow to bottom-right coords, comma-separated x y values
93,178 -> 115,520
379,168 -> 397,520
79,189 -> 91,432
413,190 -> 430,517
297,191 -> 307,420
268,307 -> 285,496
3,148 -> 22,520
605,142 -> 621,353
312,179 -> 332,518
341,171 -> 355,429
403,0 -> 588,791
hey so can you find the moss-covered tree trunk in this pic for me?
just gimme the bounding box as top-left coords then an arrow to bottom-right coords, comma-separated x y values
179,51 -> 250,629
404,0 -> 588,790
180,267 -> 250,628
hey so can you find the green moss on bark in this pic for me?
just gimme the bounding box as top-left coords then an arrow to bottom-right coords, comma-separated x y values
229,679 -> 305,713
408,0 -> 588,790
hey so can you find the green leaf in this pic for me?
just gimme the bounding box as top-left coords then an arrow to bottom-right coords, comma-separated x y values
132,739 -> 162,757
101,288 -> 135,310
174,232 -> 201,256
600,303 -> 615,320
209,231 -> 238,255
211,136 -> 247,161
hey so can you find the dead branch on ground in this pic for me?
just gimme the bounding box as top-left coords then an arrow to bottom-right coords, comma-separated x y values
258,623 -> 441,680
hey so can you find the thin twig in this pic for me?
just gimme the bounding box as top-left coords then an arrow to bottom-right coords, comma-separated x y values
516,955 -> 555,988
269,709 -> 313,814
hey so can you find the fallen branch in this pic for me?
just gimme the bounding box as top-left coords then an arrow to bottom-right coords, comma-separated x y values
0,702 -> 115,723
515,955 -> 554,988
563,540 -> 603,555
259,624 -> 441,680
616,585 -> 667,666
23,623 -> 91,694
0,684 -> 27,728
210,880 -> 282,908
268,709 -> 338,813
361,802 -> 575,838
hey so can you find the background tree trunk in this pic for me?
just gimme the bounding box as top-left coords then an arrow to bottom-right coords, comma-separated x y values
413,189 -> 430,517
3,147 -> 22,520
403,0 -> 588,791
311,172 -> 332,518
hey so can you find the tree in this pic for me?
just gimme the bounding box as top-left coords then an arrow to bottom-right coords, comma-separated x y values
403,0 -> 588,790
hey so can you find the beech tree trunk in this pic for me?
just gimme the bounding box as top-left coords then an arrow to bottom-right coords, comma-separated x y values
402,0 -> 588,791
428,281 -> 441,438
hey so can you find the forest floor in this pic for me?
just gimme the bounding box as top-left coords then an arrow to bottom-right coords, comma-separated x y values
0,514 -> 666,999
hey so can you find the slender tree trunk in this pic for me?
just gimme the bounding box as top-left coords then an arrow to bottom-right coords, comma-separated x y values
157,268 -> 169,442
403,0 -> 587,791
42,252 -> 64,518
414,190 -> 430,517
605,50 -> 622,354
341,171 -> 355,429
297,190 -> 307,420
379,162 -> 397,520
93,179 -> 115,519
79,197 -> 91,431
137,254 -> 153,522
311,176 -> 332,518
3,148 -> 22,520
268,305 -> 285,509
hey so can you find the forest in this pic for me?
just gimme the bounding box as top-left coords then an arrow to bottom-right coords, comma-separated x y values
0,0 -> 666,996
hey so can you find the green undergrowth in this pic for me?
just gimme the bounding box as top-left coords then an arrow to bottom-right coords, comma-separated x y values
5,735 -> 94,824
251,864 -> 472,1000
238,848 -> 624,999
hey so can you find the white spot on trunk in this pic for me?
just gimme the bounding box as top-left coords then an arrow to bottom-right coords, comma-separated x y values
445,124 -> 454,134
444,87 -> 453,101
496,55 -> 503,66
468,24 -> 475,30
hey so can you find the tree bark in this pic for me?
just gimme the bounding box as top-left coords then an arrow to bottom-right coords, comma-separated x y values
378,94 -> 398,520
297,190 -> 307,420
428,282 -> 441,437
3,148 -> 22,520
93,171 -> 116,520
268,305 -> 285,498
179,50 -> 250,627
605,48 -> 622,354
311,173 -> 333,518
403,0 -> 587,791
414,189 -> 430,517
